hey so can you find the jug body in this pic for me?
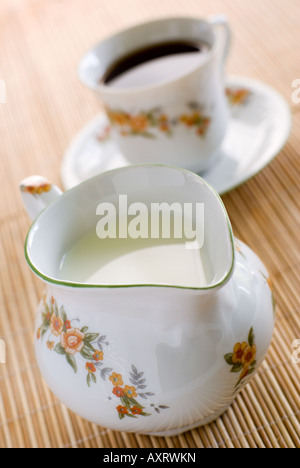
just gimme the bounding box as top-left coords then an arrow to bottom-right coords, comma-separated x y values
34,240 -> 274,436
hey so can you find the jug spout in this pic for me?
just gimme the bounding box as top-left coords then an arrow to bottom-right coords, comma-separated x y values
20,176 -> 63,221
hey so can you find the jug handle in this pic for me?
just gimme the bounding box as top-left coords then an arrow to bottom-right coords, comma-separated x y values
20,176 -> 63,221
208,14 -> 231,69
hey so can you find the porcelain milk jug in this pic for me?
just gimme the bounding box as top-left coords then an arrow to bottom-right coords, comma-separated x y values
20,165 -> 275,436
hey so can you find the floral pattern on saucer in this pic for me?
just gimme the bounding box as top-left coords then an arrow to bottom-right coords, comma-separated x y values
226,87 -> 250,106
61,76 -> 291,194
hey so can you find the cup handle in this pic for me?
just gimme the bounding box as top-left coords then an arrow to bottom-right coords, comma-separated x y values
208,14 -> 231,68
20,176 -> 63,221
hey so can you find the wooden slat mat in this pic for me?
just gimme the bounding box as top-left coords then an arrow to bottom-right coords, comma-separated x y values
0,0 -> 299,448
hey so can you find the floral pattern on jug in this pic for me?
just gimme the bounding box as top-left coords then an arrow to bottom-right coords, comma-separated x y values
37,295 -> 106,383
37,295 -> 169,420
20,181 -> 52,195
106,102 -> 211,139
224,327 -> 257,390
109,366 -> 169,419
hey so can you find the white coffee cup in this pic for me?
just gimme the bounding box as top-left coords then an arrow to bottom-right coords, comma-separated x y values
78,16 -> 231,173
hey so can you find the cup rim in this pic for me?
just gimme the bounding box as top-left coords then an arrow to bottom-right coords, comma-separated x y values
25,164 -> 235,291
78,15 -> 218,95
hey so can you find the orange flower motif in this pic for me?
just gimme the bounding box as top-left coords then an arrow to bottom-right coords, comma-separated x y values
131,406 -> 142,415
242,344 -> 257,368
159,114 -> 168,123
47,341 -> 54,350
106,105 -> 211,138
112,386 -> 125,398
22,183 -> 51,195
65,320 -> 71,330
124,385 -> 137,398
225,327 -> 257,390
36,328 -> 41,340
93,350 -> 104,361
129,115 -> 148,132
226,88 -> 250,105
36,183 -> 51,194
159,123 -> 170,133
60,328 -> 85,355
179,114 -> 191,126
179,115 -> 186,122
191,111 -> 201,122
109,372 -> 123,387
51,296 -> 55,305
116,405 -> 128,415
50,314 -> 63,337
86,362 -> 96,374
185,117 -> 194,127
232,342 -> 248,364
240,367 -> 250,380
108,111 -> 129,126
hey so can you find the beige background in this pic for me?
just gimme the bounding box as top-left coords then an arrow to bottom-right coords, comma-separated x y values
0,0 -> 299,448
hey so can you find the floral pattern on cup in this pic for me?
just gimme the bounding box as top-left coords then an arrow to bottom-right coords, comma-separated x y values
37,296 -> 169,418
224,327 -> 257,390
226,87 -> 250,106
106,102 -> 211,139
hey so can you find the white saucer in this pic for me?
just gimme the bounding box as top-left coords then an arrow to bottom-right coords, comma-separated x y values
61,76 -> 291,194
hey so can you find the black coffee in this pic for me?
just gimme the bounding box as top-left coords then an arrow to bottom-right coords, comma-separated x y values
103,40 -> 209,88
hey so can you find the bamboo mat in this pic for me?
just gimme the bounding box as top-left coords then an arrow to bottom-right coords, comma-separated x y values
0,0 -> 299,448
